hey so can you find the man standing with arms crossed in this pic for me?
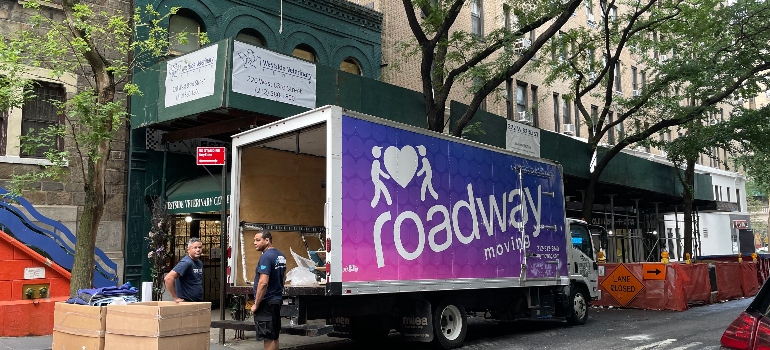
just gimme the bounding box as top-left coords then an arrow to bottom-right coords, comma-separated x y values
251,230 -> 287,350
164,237 -> 204,302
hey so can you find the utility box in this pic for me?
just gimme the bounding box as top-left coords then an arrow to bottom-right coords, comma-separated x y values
105,301 -> 211,350
52,302 -> 107,350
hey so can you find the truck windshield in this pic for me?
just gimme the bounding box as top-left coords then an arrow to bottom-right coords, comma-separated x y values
570,224 -> 593,258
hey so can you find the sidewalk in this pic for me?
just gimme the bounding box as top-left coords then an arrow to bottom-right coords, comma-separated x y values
0,307 -> 347,350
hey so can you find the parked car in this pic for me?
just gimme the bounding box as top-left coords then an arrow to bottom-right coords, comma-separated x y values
721,278 -> 770,349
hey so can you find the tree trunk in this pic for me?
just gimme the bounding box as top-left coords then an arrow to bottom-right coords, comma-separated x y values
682,156 -> 696,257
69,149 -> 107,295
581,170 -> 600,223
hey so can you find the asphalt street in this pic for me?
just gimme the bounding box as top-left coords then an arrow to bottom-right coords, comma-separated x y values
0,298 -> 751,349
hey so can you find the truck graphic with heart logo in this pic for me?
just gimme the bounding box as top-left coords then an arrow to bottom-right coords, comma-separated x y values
227,105 -> 600,349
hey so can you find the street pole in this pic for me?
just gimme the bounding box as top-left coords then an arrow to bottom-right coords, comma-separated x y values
219,157 -> 227,345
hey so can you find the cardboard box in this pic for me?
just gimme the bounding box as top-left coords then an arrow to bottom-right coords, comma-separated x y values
51,302 -> 107,350
52,331 -> 105,350
105,301 -> 211,350
105,332 -> 209,350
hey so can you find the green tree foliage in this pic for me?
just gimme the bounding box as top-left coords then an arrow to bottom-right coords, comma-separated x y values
0,0 -> 203,294
533,0 -> 770,222
400,0 -> 584,134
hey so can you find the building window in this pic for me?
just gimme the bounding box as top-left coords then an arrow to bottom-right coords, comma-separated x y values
516,82 -> 528,117
590,105 -> 598,130
586,0 -> 595,25
601,1 -> 618,21
292,45 -> 317,63
474,77 -> 487,111
531,85 -> 539,127
614,61 -> 622,92
562,98 -> 571,125
236,30 -> 265,47
631,66 -> 638,93
21,82 -> 65,158
608,112 -> 615,144
340,57 -> 362,75
553,93 -> 560,132
169,14 -> 202,55
714,185 -> 719,200
471,0 -> 483,36
505,79 -> 512,119
727,187 -> 731,202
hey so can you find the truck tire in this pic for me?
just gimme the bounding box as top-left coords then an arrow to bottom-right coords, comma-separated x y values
566,286 -> 589,325
432,299 -> 467,349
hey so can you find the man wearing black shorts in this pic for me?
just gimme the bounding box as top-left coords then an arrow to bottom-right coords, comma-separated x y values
251,230 -> 287,350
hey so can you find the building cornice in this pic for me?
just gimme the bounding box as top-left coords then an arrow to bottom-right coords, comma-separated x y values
289,0 -> 382,32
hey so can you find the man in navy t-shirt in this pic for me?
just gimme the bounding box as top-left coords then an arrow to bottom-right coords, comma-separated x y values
251,230 -> 286,350
164,237 -> 203,302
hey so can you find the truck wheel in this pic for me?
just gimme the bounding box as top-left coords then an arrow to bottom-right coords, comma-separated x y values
432,299 -> 467,349
566,286 -> 589,325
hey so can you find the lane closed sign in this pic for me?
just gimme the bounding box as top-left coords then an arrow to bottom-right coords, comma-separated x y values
197,147 -> 226,165
600,263 -> 645,307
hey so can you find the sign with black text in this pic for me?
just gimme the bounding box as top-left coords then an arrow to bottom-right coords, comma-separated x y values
231,41 -> 317,108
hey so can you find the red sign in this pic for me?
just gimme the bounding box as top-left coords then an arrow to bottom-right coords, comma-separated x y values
734,220 -> 749,229
196,147 -> 226,165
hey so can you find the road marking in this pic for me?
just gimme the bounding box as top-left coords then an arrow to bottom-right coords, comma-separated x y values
670,342 -> 702,350
629,339 -> 677,350
623,334 -> 653,341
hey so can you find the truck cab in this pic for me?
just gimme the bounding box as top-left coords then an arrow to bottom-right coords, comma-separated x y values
568,218 -> 601,301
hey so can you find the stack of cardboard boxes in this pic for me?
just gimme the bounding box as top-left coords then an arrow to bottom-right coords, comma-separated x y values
52,301 -> 211,350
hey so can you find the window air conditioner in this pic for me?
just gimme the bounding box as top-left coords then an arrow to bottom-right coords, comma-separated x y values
513,38 -> 532,54
587,14 -> 596,24
563,123 -> 575,135
589,71 -> 597,80
660,54 -> 668,62
518,111 -> 533,124
633,90 -> 641,96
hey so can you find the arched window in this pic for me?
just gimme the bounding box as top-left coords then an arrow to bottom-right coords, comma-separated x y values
169,14 -> 202,54
292,45 -> 317,63
339,57 -> 362,75
236,30 -> 265,47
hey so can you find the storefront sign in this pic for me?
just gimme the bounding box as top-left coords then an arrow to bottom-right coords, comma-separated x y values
196,147 -> 226,165
505,120 -> 540,158
231,41 -> 316,109
164,44 -> 218,107
167,195 -> 230,212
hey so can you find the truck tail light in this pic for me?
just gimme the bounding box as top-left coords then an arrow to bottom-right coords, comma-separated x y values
325,262 -> 330,283
226,266 -> 231,276
326,238 -> 331,253
227,246 -> 231,259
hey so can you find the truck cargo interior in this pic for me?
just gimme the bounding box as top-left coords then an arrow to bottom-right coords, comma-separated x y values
235,124 -> 327,285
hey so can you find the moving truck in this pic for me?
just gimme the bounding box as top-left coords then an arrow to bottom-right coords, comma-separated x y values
227,106 -> 600,349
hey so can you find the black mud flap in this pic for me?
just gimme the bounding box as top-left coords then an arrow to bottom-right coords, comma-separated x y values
326,316 -> 352,336
399,300 -> 434,342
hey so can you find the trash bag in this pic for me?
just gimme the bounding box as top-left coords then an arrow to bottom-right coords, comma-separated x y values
291,248 -> 318,269
287,248 -> 319,286
286,267 -> 318,286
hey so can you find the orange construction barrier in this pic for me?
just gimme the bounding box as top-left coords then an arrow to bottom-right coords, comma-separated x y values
595,262 -> 710,311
